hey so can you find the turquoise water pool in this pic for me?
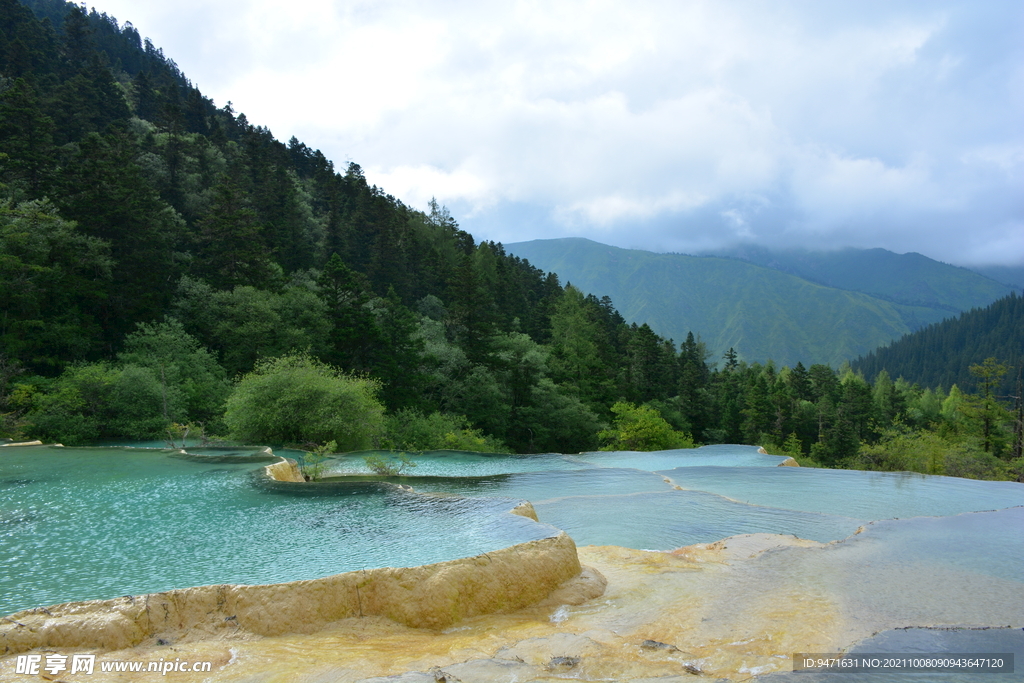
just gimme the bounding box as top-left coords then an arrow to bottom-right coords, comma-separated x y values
1,444 -> 1022,619
0,447 -> 552,616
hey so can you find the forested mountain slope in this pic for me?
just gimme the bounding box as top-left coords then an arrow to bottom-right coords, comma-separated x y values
2,0 -> 1020,478
968,264 -> 1024,290
705,244 -> 1014,312
0,0 -> 576,450
506,238 -> 961,368
853,292 -> 1024,395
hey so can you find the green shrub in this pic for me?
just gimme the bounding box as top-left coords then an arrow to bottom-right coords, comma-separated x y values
381,409 -> 507,453
598,401 -> 695,451
118,319 -> 231,425
224,354 -> 384,449
301,440 -> 336,481
364,452 -> 417,476
107,364 -> 167,437
23,362 -> 169,443
855,426 -> 1010,480
762,433 -> 823,467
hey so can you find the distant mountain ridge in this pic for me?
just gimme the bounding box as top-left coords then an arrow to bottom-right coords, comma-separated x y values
966,264 -> 1024,290
505,238 -> 1015,368
702,244 -> 1017,311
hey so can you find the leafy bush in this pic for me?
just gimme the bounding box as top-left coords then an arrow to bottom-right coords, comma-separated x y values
364,452 -> 418,476
381,409 -> 507,453
25,362 -> 167,443
224,354 -> 384,450
118,319 -> 230,426
762,433 -> 823,467
301,440 -> 336,481
854,426 -> 1010,479
107,364 -> 167,437
598,401 -> 695,451
515,378 -> 602,453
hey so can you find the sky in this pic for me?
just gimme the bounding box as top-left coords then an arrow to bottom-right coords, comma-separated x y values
90,0 -> 1024,266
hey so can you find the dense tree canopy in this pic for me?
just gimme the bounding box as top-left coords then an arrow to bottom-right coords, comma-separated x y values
1,0 -> 1020,480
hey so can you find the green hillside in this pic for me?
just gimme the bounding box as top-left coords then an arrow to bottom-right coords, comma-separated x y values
708,245 -> 1016,311
3,0 -> 1019,476
853,292 -> 1024,394
506,238 -> 979,367
968,264 -> 1024,290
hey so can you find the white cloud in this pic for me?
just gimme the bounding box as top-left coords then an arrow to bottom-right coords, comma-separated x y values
960,221 -> 1024,265
368,162 -> 493,210
89,0 -> 1024,265
791,150 -> 939,219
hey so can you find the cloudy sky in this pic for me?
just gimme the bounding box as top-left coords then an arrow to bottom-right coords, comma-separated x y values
93,0 -> 1023,265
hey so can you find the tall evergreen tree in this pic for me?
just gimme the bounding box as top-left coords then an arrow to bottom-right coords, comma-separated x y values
194,175 -> 276,289
56,130 -> 183,347
0,78 -> 55,196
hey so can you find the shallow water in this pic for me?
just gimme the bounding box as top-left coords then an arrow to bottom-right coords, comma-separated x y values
323,443 -> 788,477
660,465 -> 1024,520
0,447 -> 553,616
401,467 -> 867,547
2,443 -> 1022,625
534,488 -> 867,548
849,507 -> 1024,583
573,443 -> 792,469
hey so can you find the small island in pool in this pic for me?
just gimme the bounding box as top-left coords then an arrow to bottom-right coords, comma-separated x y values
1,444 -> 1022,681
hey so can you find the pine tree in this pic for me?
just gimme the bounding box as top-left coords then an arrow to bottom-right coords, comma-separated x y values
0,78 -> 56,195
194,176 -> 276,289
965,357 -> 1011,455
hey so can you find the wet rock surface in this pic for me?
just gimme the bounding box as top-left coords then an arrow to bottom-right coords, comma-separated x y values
2,521 -> 1020,682
0,532 -> 587,655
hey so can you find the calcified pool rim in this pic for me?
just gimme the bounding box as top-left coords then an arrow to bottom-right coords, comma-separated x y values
2,447 -> 1023,682
0,530 -> 589,655
3,443 -> 1023,669
0,455 -> 597,655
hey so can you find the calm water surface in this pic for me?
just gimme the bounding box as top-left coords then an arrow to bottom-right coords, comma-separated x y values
2,443 -> 1022,623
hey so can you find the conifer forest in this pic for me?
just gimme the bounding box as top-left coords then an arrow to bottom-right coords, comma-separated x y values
1,0 -> 1021,480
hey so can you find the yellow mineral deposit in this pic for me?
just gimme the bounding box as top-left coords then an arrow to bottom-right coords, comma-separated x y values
0,531 -> 585,651
263,457 -> 304,482
3,459 -> 1019,683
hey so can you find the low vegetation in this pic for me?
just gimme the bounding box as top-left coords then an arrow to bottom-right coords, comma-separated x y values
364,452 -> 418,476
224,354 -> 384,452
0,0 -> 1020,482
598,402 -> 694,451
300,440 -> 336,482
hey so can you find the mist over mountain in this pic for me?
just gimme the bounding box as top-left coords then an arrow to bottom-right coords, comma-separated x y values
965,264 -> 1024,290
